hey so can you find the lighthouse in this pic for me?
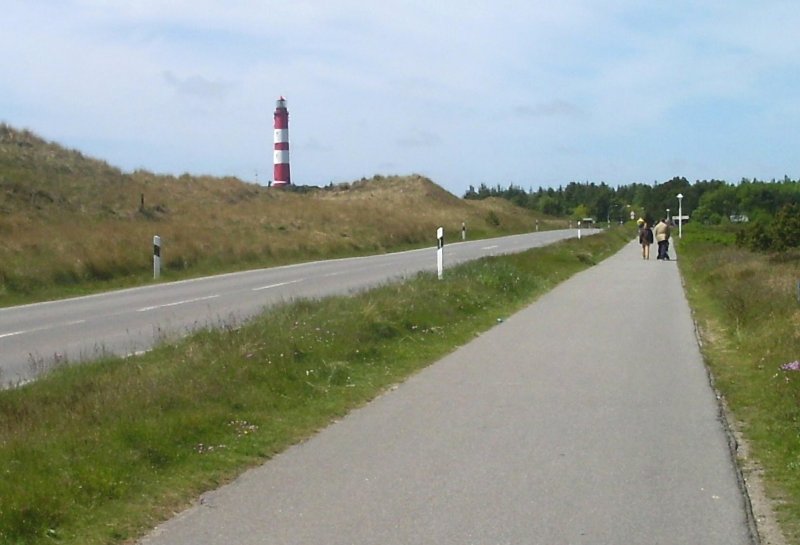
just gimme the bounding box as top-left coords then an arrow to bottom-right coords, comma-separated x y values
272,96 -> 290,187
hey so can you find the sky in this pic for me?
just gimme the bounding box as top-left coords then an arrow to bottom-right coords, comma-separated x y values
2,1 -> 799,197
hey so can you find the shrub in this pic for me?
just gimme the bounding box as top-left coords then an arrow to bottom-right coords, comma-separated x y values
770,203 -> 800,252
736,203 -> 800,253
736,220 -> 773,252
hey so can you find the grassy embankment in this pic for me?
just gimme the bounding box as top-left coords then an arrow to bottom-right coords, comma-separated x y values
678,223 -> 800,543
0,227 -> 629,545
0,124 -> 561,307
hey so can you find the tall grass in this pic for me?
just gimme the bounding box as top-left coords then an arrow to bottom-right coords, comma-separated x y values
0,228 -> 628,545
678,224 -> 800,542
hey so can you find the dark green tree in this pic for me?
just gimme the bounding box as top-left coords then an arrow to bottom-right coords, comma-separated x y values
769,203 -> 800,251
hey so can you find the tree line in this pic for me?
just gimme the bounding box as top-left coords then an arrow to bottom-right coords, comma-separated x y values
464,176 -> 798,225
463,176 -> 800,252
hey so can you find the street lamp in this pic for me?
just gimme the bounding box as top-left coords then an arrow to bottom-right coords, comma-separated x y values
677,193 -> 684,239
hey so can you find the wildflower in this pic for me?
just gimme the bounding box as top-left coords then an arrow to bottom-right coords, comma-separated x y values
781,360 -> 800,371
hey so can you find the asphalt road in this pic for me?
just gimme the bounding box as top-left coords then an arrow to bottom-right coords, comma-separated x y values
138,239 -> 755,545
0,229 -> 586,385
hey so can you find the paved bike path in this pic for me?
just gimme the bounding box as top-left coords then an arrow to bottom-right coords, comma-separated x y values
139,240 -> 754,544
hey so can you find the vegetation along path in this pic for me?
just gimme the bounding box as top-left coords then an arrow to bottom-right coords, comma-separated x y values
139,239 -> 755,544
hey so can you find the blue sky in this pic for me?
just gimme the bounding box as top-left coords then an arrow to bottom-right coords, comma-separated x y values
2,1 -> 799,196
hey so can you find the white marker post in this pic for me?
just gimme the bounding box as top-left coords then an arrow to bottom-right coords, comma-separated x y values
153,235 -> 161,279
577,220 -> 582,240
462,222 -> 466,241
436,227 -> 444,280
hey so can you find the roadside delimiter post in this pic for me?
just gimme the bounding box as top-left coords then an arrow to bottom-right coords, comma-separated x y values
153,235 -> 161,280
437,227 -> 444,280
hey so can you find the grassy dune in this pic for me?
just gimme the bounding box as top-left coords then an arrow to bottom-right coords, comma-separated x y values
0,124 -> 560,305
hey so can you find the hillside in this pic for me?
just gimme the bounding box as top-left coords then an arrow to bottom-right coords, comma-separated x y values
0,124 -> 558,303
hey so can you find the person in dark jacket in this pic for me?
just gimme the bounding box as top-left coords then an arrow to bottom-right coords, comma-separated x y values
639,222 -> 654,259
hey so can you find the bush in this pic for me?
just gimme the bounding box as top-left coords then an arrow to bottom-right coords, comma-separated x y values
691,205 -> 723,225
736,220 -> 773,251
737,203 -> 800,252
770,203 -> 800,252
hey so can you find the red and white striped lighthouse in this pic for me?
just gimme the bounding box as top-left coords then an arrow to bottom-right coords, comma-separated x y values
272,96 -> 290,187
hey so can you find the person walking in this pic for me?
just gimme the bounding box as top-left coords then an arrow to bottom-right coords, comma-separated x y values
639,221 -> 654,259
654,218 -> 671,260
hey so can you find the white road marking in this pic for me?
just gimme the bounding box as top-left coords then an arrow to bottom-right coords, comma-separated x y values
64,319 -> 86,326
137,294 -> 220,312
0,319 -> 87,339
481,245 -> 499,250
252,279 -> 303,291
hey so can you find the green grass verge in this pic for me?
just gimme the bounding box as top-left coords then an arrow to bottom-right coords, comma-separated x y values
0,228 -> 628,544
677,224 -> 800,542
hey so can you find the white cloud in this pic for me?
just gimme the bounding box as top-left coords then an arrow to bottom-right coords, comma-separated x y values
396,130 -> 443,148
514,101 -> 584,119
162,72 -> 233,100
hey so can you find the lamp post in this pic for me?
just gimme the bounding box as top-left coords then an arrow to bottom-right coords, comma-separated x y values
677,193 -> 684,239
